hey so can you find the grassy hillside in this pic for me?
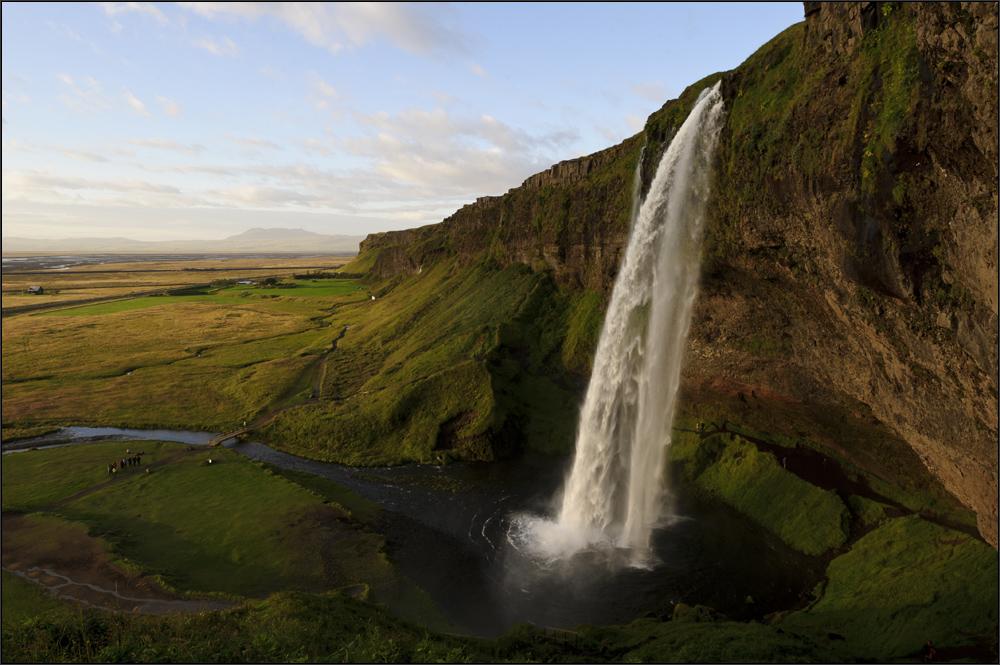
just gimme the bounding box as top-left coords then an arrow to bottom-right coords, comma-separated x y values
259,258 -> 603,464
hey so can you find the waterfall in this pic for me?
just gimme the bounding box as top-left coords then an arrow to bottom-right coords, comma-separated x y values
511,83 -> 725,562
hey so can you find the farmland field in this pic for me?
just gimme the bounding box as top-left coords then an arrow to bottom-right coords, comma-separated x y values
1,256 -> 368,434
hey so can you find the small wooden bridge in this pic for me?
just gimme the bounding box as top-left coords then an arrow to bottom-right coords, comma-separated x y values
207,428 -> 252,447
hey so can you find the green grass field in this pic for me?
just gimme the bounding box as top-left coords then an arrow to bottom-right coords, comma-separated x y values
218,279 -> 368,299
1,441 -> 449,629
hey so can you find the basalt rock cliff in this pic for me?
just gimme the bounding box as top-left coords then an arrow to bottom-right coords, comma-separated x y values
355,2 -> 999,548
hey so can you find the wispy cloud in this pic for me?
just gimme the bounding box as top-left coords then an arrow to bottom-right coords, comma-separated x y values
123,88 -> 152,116
190,35 -> 239,56
306,71 -> 339,109
300,137 -> 332,155
467,62 -> 487,79
225,135 -> 283,151
2,168 -> 190,203
119,138 -> 205,154
3,70 -> 29,84
179,2 -> 468,56
155,94 -> 182,116
345,106 -> 578,197
55,74 -> 111,114
100,2 -> 170,25
2,139 -> 38,153
2,91 -> 31,107
624,114 -> 645,133
48,145 -> 110,163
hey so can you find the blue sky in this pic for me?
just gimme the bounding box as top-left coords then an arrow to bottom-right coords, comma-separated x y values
2,2 -> 803,241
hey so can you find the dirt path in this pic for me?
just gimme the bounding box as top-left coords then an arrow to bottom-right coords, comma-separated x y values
239,324 -> 349,430
2,513 -> 236,615
3,445 -> 240,615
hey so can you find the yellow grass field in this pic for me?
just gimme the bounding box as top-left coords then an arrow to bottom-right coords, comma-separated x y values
2,256 -> 360,432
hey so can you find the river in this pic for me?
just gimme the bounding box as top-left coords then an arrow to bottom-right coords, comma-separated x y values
5,427 -> 822,637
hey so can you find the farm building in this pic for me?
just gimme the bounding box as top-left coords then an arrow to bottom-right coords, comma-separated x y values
27,286 -> 44,294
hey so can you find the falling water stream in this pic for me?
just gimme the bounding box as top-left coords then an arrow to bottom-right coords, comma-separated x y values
513,83 -> 726,562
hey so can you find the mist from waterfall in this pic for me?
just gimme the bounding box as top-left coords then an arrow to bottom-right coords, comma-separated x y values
509,82 -> 725,564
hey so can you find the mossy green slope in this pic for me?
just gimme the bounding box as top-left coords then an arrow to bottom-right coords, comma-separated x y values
780,515 -> 998,660
259,259 -> 599,464
671,428 -> 848,556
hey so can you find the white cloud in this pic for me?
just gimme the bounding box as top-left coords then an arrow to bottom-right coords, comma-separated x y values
2,169 -> 195,207
467,62 -> 487,79
211,184 -> 323,207
190,35 -> 239,56
630,81 -> 672,103
120,138 -> 204,154
596,114 -> 647,144
55,74 -> 111,114
179,2 -> 467,56
123,88 -> 152,116
48,145 -> 110,163
225,135 -> 282,151
155,94 -> 182,116
344,106 -> 578,197
2,91 -> 31,106
101,2 -> 170,23
2,139 -> 38,153
100,2 -> 170,25
300,137 -> 331,155
306,71 -> 339,109
3,70 -> 29,84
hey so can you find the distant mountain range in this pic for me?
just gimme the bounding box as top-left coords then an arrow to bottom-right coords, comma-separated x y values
2,228 -> 364,254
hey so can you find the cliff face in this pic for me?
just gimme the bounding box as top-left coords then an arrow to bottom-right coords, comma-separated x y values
698,0 -> 998,547
356,3 -> 998,547
360,136 -> 645,294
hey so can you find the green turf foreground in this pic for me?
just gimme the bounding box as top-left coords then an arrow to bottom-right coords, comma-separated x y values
4,435 -> 997,663
0,571 -> 840,664
1,441 -> 447,629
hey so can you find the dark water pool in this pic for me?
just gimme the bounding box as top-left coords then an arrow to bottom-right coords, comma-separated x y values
228,440 -> 823,637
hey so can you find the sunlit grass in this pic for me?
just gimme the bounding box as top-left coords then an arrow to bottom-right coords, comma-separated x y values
2,274 -> 361,430
1,440 -> 184,512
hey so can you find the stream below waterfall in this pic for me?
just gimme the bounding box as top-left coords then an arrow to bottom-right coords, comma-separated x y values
5,427 -> 823,637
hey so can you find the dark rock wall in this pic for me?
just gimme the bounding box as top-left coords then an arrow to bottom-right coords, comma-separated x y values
696,0 -> 998,547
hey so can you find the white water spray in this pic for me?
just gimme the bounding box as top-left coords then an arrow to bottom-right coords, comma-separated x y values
513,83 -> 725,561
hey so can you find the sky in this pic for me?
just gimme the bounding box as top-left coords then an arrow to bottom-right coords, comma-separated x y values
2,2 -> 804,241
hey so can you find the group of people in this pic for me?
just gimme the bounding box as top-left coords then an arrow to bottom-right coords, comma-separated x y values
106,448 -> 144,476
